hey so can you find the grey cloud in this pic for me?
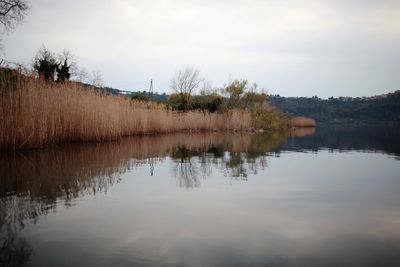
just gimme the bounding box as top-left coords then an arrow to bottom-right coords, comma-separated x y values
1,0 -> 399,97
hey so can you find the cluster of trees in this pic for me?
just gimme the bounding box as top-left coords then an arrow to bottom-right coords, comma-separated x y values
31,46 -> 104,86
32,46 -> 74,82
166,67 -> 268,113
164,67 -> 289,130
269,92 -> 400,123
0,1 -> 104,87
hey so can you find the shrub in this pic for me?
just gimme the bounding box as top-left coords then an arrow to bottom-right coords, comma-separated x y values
251,103 -> 290,130
192,94 -> 224,113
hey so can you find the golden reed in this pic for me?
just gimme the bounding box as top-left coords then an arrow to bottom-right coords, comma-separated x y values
0,68 -> 252,150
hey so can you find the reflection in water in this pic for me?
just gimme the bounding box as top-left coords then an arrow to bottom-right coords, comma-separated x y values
0,132 -> 287,266
170,132 -> 290,185
0,226 -> 32,267
281,123 -> 400,158
0,132 -> 287,198
0,134 -> 286,229
0,125 -> 400,267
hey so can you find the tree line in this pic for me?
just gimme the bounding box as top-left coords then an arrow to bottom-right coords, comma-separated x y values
268,92 -> 400,123
131,67 -> 289,130
133,67 -> 272,114
29,46 -> 104,86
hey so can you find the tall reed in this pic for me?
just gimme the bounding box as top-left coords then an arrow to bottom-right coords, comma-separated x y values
0,69 -> 254,150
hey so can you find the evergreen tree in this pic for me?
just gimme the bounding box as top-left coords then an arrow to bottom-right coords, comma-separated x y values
56,59 -> 71,82
32,46 -> 58,81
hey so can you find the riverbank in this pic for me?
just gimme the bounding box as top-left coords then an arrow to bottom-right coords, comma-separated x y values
0,68 -> 291,150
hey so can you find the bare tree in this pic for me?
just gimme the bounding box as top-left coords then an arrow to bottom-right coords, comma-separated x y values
170,67 -> 203,110
74,68 -> 104,87
89,70 -> 104,87
171,67 -> 202,95
0,0 -> 28,51
199,80 -> 213,95
75,67 -> 89,83
0,0 -> 28,32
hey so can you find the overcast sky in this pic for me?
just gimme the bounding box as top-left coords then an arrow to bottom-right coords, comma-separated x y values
2,0 -> 400,97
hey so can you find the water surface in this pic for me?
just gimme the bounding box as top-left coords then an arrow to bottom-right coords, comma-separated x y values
1,124 -> 400,267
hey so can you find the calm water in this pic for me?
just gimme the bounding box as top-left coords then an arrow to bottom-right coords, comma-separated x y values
1,124 -> 400,267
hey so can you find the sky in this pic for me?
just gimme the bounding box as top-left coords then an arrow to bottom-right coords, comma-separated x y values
2,0 -> 400,97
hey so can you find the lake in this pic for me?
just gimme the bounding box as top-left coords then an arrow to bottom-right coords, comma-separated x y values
1,124 -> 400,267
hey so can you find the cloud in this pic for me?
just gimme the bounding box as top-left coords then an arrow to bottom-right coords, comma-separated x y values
2,0 -> 399,97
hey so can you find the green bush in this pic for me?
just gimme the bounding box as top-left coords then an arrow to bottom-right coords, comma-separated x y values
167,93 -> 192,111
251,103 -> 289,130
192,94 -> 224,113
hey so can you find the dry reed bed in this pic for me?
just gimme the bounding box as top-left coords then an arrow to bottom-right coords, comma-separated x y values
0,73 -> 252,150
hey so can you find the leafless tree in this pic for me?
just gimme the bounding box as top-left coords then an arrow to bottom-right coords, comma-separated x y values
75,67 -> 89,83
89,70 -> 104,87
173,155 -> 200,188
0,0 -> 28,51
199,80 -> 213,95
74,68 -> 104,87
170,67 -> 202,96
0,0 -> 28,32
170,67 -> 203,110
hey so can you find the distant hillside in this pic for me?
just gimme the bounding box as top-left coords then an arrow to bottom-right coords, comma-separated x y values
268,91 -> 400,123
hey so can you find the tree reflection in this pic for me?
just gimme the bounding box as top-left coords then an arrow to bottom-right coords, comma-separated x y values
225,152 -> 247,179
0,225 -> 32,267
1,125 -> 398,265
0,133 -> 292,228
169,132 -> 289,185
0,131 -> 301,264
172,146 -> 200,188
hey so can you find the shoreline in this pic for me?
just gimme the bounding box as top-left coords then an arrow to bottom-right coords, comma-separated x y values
1,68 -> 293,151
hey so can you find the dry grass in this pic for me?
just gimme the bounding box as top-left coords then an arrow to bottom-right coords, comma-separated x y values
291,116 -> 316,127
0,69 -> 253,150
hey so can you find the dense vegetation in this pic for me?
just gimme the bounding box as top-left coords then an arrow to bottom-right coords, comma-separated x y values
125,88 -> 400,124
268,92 -> 400,123
0,45 -> 290,151
0,67 -> 291,150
